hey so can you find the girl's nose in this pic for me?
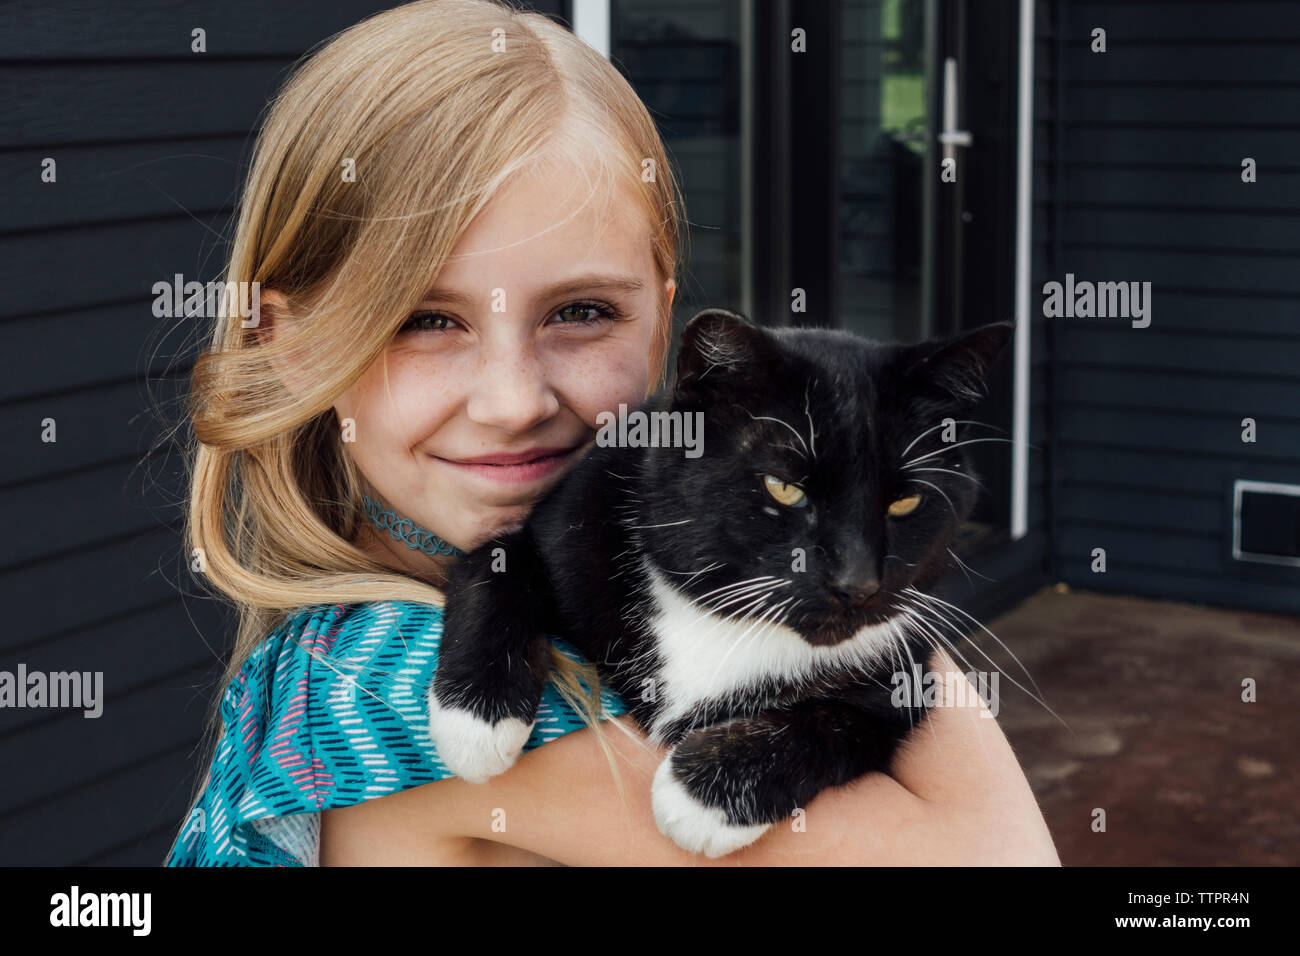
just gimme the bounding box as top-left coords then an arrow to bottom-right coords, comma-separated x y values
464,349 -> 560,435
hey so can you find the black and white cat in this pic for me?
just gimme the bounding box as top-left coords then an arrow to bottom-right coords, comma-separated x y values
428,308 -> 1013,857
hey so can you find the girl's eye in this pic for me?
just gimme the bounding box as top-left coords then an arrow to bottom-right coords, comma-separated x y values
400,311 -> 456,334
550,301 -> 619,325
399,301 -> 620,335
888,493 -> 923,517
763,474 -> 807,508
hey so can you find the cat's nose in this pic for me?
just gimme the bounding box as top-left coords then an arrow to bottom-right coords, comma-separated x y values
829,575 -> 882,609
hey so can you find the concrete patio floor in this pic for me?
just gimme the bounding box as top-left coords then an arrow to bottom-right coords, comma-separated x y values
968,584 -> 1298,866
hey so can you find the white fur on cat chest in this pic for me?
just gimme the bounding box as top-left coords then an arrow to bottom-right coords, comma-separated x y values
640,562 -> 904,744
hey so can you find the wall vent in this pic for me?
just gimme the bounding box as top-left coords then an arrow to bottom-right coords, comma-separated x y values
1232,480 -> 1300,568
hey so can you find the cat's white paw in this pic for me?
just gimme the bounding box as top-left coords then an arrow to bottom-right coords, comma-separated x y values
651,752 -> 772,858
427,687 -> 534,784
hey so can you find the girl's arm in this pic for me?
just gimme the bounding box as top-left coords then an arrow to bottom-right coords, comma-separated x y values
320,648 -> 1060,865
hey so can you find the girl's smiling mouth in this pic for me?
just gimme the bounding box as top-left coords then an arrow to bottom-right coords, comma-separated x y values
433,444 -> 586,485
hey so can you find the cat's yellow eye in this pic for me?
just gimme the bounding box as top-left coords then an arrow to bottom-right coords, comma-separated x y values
887,494 -> 923,517
763,474 -> 807,508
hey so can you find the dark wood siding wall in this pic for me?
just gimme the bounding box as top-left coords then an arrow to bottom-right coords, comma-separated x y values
0,0 -> 564,867
1044,0 -> 1300,615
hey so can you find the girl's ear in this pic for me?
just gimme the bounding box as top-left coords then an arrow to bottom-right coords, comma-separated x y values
665,278 -> 676,308
255,287 -> 312,398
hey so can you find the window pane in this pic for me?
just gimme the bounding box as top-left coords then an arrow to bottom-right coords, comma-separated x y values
611,0 -> 744,327
840,0 -> 929,342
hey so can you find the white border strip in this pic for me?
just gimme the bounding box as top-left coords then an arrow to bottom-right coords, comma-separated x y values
1011,0 -> 1035,540
572,0 -> 611,59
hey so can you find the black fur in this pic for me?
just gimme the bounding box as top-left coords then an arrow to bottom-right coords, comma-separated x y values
432,308 -> 1013,846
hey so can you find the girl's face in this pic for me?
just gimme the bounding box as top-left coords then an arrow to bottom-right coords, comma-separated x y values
335,155 -> 675,573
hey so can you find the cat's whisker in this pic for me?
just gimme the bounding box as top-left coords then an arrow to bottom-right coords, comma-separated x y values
896,419 -> 1007,466
894,602 -> 984,682
901,589 -> 1070,732
903,465 -> 988,492
885,553 -> 918,568
698,579 -> 787,612
898,422 -> 1019,470
694,574 -> 784,604
658,561 -> 726,588
891,609 -> 988,761
889,617 -> 935,740
903,478 -> 958,518
904,436 -> 1017,468
947,547 -> 994,584
803,382 -> 819,459
692,579 -> 796,657
626,518 -> 693,530
699,581 -> 789,621
946,548 -> 977,589
904,586 -> 1044,700
882,615 -> 907,688
746,410 -> 809,458
897,420 -> 955,461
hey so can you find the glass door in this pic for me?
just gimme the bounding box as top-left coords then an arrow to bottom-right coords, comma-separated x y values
607,0 -> 1015,547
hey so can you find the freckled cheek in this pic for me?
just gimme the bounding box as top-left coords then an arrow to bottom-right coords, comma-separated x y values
342,360 -> 462,454
552,338 -> 653,426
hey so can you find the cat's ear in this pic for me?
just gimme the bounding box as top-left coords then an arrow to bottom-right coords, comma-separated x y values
902,321 -> 1014,408
673,308 -> 774,400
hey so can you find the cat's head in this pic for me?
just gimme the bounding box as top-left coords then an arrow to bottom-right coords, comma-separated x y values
633,308 -> 1012,647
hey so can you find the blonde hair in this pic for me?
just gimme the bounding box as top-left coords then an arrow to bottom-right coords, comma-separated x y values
177,0 -> 685,838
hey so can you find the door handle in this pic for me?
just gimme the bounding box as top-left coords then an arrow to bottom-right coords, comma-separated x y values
939,56 -> 973,160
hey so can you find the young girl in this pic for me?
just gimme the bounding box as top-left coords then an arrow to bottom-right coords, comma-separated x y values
166,0 -> 1058,866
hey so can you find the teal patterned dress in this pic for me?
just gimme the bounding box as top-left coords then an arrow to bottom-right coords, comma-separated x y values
165,600 -> 627,866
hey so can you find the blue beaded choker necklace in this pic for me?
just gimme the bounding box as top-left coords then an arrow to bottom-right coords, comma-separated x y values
361,493 -> 465,558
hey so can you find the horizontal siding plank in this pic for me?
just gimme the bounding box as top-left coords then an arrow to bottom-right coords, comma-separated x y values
0,526 -> 185,649
1067,87 -> 1300,125
1059,485 -> 1222,536
1062,125 -> 1300,166
1064,2 -> 1300,42
1054,246 -> 1300,295
0,214 -> 234,318
1059,444 -> 1297,497
0,301 -> 199,403
1,0 -> 393,59
1061,205 -> 1300,253
1,137 -> 248,233
1041,166 -> 1300,213
4,459 -> 186,571
1048,288 -> 1296,337
1056,405 -> 1300,459
1062,45 -> 1300,83
1056,323 -> 1300,378
0,660 -> 219,817
1059,366 -> 1300,421
0,379 -> 180,486
0,743 -> 203,865
0,599 -> 231,734
2,63 -> 293,146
